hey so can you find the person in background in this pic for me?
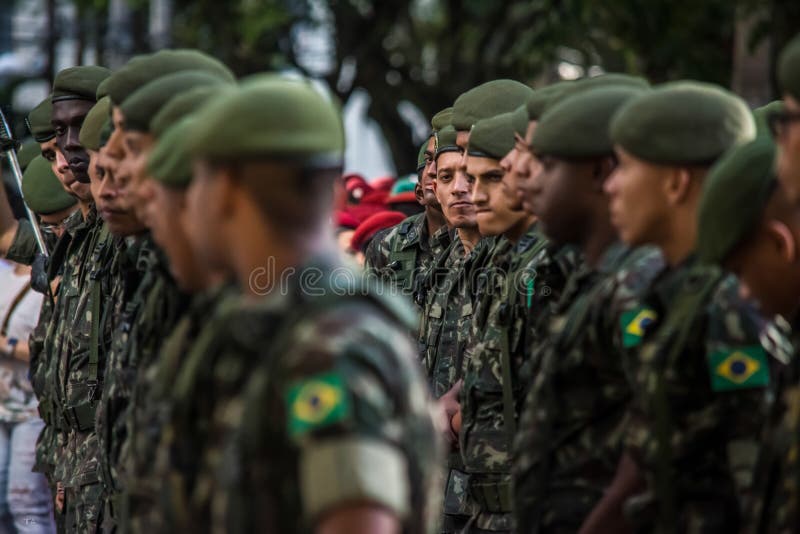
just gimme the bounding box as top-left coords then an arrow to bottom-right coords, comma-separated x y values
0,154 -> 75,534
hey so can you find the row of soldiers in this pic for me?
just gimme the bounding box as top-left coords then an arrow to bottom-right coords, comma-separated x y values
362,34 -> 800,534
0,36 -> 799,534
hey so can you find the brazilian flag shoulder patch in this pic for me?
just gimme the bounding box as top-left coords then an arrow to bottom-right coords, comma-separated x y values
286,371 -> 350,438
708,345 -> 770,392
620,307 -> 658,348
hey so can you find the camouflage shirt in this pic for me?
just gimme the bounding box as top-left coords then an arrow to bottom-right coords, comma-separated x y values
624,260 -> 783,532
512,244 -> 665,532
97,235 -> 189,512
366,212 -> 452,302
180,257 -> 442,534
744,314 -> 799,533
10,209 -> 84,479
418,234 -> 492,398
120,282 -> 236,533
458,224 -> 577,531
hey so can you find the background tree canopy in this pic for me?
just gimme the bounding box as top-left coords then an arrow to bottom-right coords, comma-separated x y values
15,0 -> 800,173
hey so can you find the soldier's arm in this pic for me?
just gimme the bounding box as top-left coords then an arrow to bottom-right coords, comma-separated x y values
0,176 -> 20,257
578,451 -> 642,534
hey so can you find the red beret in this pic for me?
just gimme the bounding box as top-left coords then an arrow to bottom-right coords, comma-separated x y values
334,210 -> 360,229
387,191 -> 419,205
350,211 -> 407,252
371,176 -> 396,192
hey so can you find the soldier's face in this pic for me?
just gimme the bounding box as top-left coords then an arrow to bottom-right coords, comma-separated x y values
51,99 -> 95,185
104,107 -> 132,204
435,151 -> 476,229
605,147 -> 671,247
94,144 -> 145,236
775,95 -> 800,204
421,136 -> 440,209
470,155 -> 528,237
39,205 -> 77,240
121,130 -> 156,224
40,139 -> 76,196
533,156 -> 598,245
148,181 -> 206,292
503,121 -> 540,214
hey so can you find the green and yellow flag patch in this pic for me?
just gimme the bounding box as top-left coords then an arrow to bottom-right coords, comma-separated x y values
286,371 -> 350,438
621,307 -> 657,347
708,346 -> 769,391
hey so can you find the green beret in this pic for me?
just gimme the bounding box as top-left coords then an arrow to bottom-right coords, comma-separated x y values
188,76 -> 344,166
416,141 -> 428,172
79,96 -> 112,151
533,85 -> 648,159
431,107 -> 453,132
510,105 -> 528,137
149,117 -> 195,188
452,80 -> 534,131
435,125 -> 459,158
99,49 -> 235,105
121,71 -> 231,133
99,119 -> 113,148
610,81 -> 755,165
390,176 -> 416,195
541,74 -> 651,118
150,85 -> 232,138
26,97 -> 55,142
468,112 -> 517,160
17,141 -> 41,172
526,81 -> 574,121
52,66 -> 111,102
753,101 -> 783,138
697,138 -> 777,264
778,34 -> 800,101
22,156 -> 76,215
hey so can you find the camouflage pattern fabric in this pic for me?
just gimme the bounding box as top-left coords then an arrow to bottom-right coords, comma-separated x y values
96,235 -> 190,525
366,212 -> 452,302
513,244 -> 665,533
416,234 -> 492,532
744,315 -> 799,533
202,257 -> 442,534
120,283 -> 236,533
623,261 -> 784,533
458,224 -> 577,532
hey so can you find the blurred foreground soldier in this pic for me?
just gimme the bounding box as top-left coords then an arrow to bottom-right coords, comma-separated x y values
511,85 -> 665,533
696,138 -> 800,533
417,125 -> 488,533
588,82 -> 776,533
118,85 -> 234,533
774,34 -> 800,202
169,76 -> 441,534
366,114 -> 452,300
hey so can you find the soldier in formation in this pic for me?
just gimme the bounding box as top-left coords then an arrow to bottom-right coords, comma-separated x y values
0,32 -> 798,534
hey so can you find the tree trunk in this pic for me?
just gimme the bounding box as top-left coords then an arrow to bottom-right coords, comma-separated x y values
45,0 -> 56,84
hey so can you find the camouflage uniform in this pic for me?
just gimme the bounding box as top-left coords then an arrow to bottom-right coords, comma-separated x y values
744,315 -> 799,533
366,212 -> 452,302
458,224 -> 577,532
203,257 -> 442,534
56,212 -> 119,533
119,283 -> 236,533
623,261 -> 783,532
416,232 -> 492,532
96,235 -> 190,526
512,244 -> 665,533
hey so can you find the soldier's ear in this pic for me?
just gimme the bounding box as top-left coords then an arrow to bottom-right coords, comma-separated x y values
415,182 -> 424,204
765,219 -> 797,264
664,167 -> 692,205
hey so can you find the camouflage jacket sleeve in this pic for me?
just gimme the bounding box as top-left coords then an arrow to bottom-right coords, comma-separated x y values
364,225 -> 395,272
211,291 -> 442,534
